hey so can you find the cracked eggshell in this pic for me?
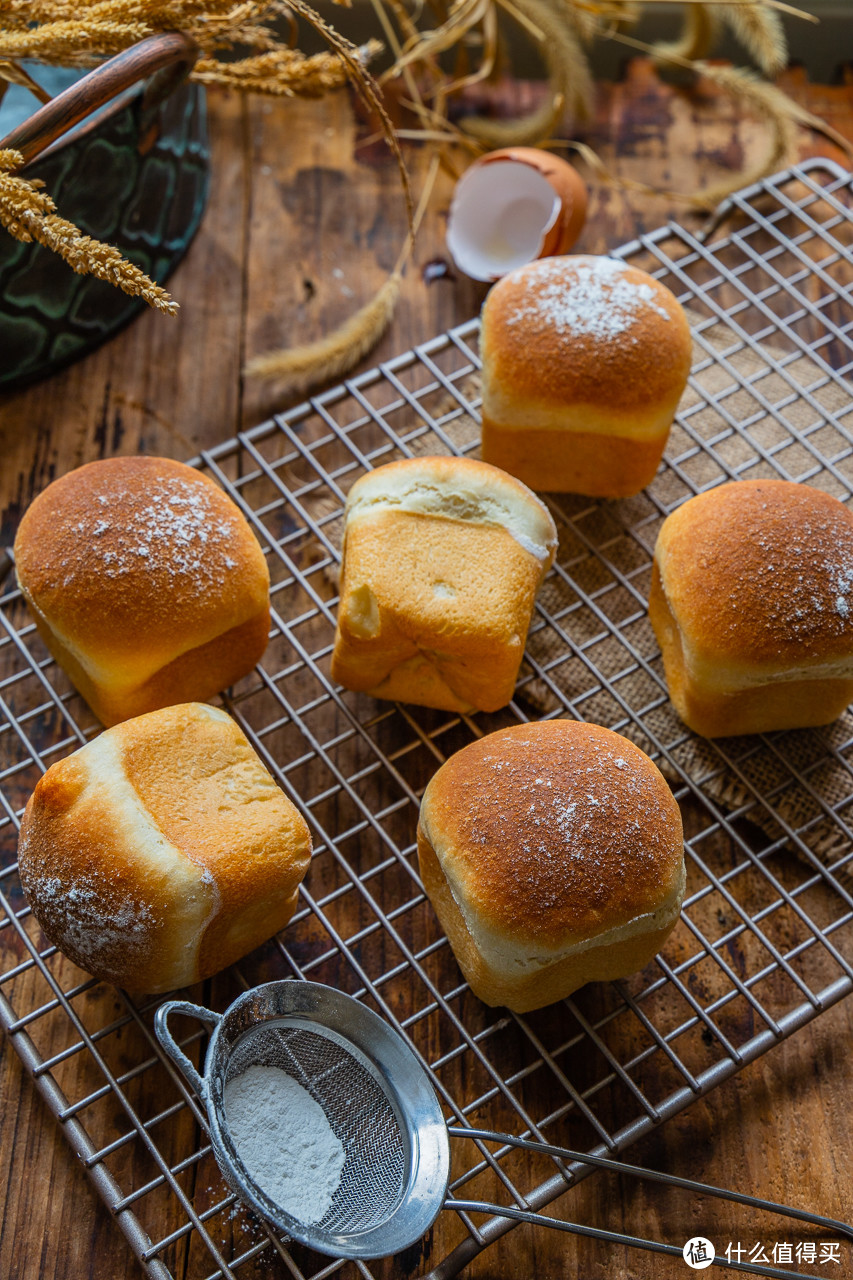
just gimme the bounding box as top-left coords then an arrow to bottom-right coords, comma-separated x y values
446,148 -> 587,282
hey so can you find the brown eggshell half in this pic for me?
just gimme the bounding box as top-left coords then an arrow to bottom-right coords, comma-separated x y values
446,148 -> 587,282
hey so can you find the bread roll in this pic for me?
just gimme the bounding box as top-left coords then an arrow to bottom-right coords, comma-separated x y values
17,703 -> 312,993
13,456 -> 270,726
479,255 -> 692,497
330,456 -> 558,713
649,479 -> 853,737
417,720 -> 685,1011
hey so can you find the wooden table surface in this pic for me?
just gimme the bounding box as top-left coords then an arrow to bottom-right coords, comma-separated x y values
1,57 -> 853,1280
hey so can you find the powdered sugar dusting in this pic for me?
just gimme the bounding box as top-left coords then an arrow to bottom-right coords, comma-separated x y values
504,255 -> 671,341
60,474 -> 242,589
440,725 -> 681,939
20,861 -> 157,968
697,494 -> 853,651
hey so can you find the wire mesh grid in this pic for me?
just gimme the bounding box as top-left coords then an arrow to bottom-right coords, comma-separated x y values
1,157 -> 853,1280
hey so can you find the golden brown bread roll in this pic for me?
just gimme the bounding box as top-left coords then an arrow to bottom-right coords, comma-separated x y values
479,255 -> 692,497
417,720 -> 685,1011
13,456 -> 270,726
17,703 -> 312,993
330,455 -> 558,713
649,479 -> 853,737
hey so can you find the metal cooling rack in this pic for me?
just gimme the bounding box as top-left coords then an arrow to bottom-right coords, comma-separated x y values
1,157 -> 853,1280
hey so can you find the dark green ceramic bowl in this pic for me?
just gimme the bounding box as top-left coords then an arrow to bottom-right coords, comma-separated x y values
0,40 -> 209,391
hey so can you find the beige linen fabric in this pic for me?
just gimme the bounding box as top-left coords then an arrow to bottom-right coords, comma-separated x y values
304,321 -> 853,884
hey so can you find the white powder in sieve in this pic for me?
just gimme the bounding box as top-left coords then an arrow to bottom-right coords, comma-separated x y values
224,1065 -> 346,1225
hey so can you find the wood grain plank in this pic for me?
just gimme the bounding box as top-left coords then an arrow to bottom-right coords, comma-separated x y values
0,84 -> 250,553
0,61 -> 852,1280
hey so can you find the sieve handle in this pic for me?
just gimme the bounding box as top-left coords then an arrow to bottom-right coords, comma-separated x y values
154,999 -> 221,1100
447,1126 -> 853,1243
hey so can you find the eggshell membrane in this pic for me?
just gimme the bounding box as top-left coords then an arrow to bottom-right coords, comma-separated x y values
447,148 -> 587,282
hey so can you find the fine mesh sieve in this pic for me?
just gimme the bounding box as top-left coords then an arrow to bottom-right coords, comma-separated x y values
154,981 -> 449,1258
223,1023 -> 407,1236
155,981 -> 853,1269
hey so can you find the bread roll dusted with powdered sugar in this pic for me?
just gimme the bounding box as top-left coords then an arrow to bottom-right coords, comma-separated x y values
17,703 -> 312,993
650,479 -> 853,737
13,456 -> 270,726
479,255 -> 692,497
418,720 -> 685,1012
330,456 -> 557,713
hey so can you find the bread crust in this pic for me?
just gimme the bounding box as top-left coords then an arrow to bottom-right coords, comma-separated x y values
13,456 -> 271,725
331,457 -> 557,712
481,419 -> 668,498
479,255 -> 691,496
17,703 -> 312,993
480,256 -> 692,412
650,480 -> 853,736
417,720 -> 684,1010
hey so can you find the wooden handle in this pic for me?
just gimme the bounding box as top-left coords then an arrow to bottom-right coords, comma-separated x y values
0,31 -> 199,166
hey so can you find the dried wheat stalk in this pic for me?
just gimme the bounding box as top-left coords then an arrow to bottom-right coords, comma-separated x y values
0,148 -> 178,312
691,62 -> 801,208
193,43 -> 382,98
0,0 -> 835,365
245,271 -> 402,393
0,1 -> 404,311
720,0 -> 788,77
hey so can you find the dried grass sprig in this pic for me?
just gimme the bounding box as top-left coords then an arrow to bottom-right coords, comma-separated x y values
0,149 -> 177,311
718,0 -> 787,77
689,61 -> 796,207
244,270 -> 402,392
192,43 -> 381,98
245,152 -> 440,396
392,0 -> 492,76
650,2 -> 718,65
459,89 -> 566,148
455,0 -> 593,147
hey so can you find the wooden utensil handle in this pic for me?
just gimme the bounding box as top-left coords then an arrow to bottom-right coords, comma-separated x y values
0,31 -> 199,166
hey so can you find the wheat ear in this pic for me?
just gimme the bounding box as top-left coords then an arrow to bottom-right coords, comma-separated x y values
192,43 -> 381,97
0,150 -> 177,313
690,62 -> 797,209
244,271 -> 401,392
457,0 -> 593,147
719,1 -> 788,77
0,19 -> 152,64
650,3 -> 719,65
244,153 -> 441,395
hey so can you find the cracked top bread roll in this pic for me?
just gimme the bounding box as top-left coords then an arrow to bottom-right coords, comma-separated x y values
330,456 -> 558,713
649,479 -> 853,737
13,456 -> 270,726
17,703 -> 312,993
417,720 -> 685,1012
479,255 -> 692,497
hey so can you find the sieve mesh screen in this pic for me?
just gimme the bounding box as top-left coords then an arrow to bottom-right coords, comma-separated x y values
222,1024 -> 408,1233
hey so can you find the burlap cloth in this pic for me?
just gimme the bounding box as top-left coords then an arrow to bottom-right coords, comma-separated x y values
302,318 -> 853,883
